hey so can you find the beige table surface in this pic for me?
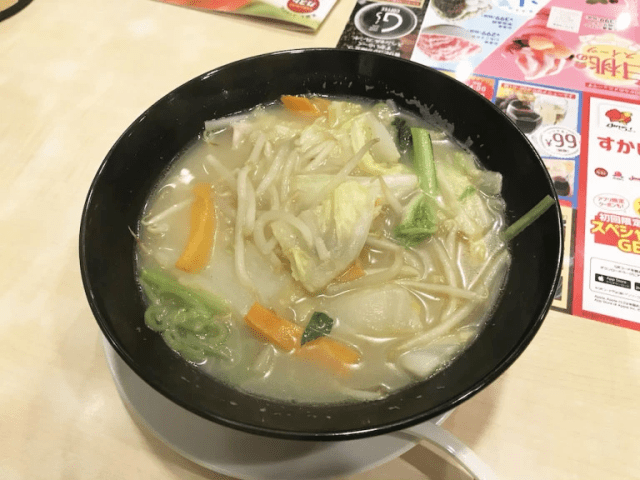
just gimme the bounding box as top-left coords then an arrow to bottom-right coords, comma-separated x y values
2,1 -> 640,479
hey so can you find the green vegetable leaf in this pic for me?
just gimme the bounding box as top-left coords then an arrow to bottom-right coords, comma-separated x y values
273,180 -> 378,293
458,185 -> 476,202
140,268 -> 228,315
393,117 -> 412,155
350,113 -> 406,176
393,194 -> 439,247
393,128 -> 440,248
411,128 -> 437,197
301,312 -> 334,346
139,268 -> 230,363
502,195 -> 556,242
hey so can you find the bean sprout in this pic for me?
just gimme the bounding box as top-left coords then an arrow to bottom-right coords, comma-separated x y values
256,146 -> 288,197
305,139 -> 378,209
206,154 -> 237,190
141,199 -> 191,227
234,167 -> 253,289
244,176 -> 256,235
267,184 -> 280,211
254,210 -> 314,250
327,248 -> 404,295
303,140 -> 336,172
279,150 -> 298,202
378,176 -> 403,216
246,133 -> 266,165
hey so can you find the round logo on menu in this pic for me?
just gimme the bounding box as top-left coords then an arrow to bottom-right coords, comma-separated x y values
354,3 -> 417,40
537,125 -> 581,158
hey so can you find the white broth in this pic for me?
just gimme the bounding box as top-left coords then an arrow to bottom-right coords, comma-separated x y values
136,96 -> 510,404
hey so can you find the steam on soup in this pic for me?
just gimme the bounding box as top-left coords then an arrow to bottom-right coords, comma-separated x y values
136,95 -> 511,404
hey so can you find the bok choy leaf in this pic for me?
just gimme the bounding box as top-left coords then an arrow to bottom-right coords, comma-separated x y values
393,195 -> 439,248
411,127 -> 438,197
393,128 -> 440,248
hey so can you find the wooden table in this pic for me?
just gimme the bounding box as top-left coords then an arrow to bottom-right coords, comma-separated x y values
2,1 -> 639,478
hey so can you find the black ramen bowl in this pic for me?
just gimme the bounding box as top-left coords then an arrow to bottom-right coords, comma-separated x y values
80,48 -> 563,441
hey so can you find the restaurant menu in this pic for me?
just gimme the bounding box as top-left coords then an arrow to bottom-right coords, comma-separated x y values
153,0 -> 338,31
338,0 -> 640,330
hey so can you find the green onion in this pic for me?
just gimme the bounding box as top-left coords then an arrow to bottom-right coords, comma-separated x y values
503,195 -> 556,242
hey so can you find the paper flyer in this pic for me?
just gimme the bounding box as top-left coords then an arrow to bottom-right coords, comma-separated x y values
338,0 -> 640,330
574,94 -> 640,330
154,0 -> 337,31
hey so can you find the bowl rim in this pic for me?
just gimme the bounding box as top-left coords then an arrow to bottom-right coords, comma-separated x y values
80,47 -> 564,440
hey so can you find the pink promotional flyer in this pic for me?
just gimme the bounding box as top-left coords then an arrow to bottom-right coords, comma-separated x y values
338,0 -> 640,330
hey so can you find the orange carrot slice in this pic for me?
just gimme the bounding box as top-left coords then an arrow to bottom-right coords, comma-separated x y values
175,183 -> 215,273
244,302 -> 302,351
336,260 -> 366,283
244,302 -> 361,373
310,97 -> 331,114
281,95 -> 323,117
296,337 -> 361,374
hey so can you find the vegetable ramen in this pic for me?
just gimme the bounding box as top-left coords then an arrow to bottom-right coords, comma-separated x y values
136,95 -> 513,404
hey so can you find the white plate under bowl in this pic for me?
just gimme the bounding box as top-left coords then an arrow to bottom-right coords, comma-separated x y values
103,338 -> 453,480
